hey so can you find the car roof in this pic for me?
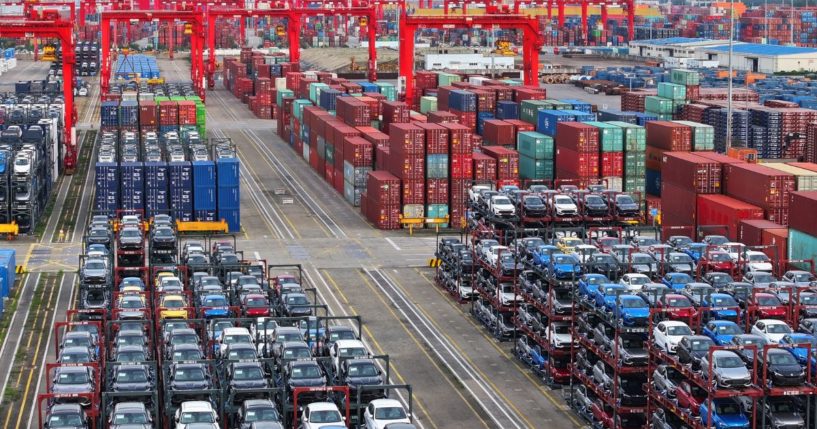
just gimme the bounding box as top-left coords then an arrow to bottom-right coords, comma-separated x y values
49,403 -> 83,412
335,339 -> 365,348
223,327 -> 251,335
180,401 -> 214,411
307,402 -> 340,411
370,398 -> 403,408
113,402 -> 147,411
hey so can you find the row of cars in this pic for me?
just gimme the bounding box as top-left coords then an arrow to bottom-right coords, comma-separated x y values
96,129 -> 208,164
48,213 -> 417,429
433,214 -> 817,429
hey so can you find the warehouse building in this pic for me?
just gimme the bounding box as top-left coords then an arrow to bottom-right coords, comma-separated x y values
628,37 -> 725,59
702,43 -> 817,73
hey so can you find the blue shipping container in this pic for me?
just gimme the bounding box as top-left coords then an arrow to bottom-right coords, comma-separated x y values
646,168 -> 661,197
597,110 -> 638,124
219,208 -> 240,233
216,158 -> 239,187
449,90 -> 477,112
194,186 -> 217,211
495,101 -> 519,120
144,162 -> 168,190
357,82 -> 379,93
195,210 -> 217,222
169,188 -> 193,222
537,110 -> 576,136
101,101 -> 119,127
217,186 -> 240,210
118,100 -> 139,126
192,161 -> 216,188
319,88 -> 342,111
169,162 -> 193,188
94,162 -> 119,216
0,249 -> 16,297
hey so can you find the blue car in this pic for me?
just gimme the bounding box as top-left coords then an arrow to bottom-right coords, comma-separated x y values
612,295 -> 650,326
780,333 -> 817,374
700,399 -> 750,429
594,283 -> 627,309
550,253 -> 582,280
661,273 -> 693,291
298,316 -> 326,345
700,293 -> 740,321
703,320 -> 744,345
530,245 -> 559,268
578,274 -> 610,301
683,243 -> 709,263
200,294 -> 230,318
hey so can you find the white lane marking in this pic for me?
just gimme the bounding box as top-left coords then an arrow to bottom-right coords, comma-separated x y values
385,237 -> 402,251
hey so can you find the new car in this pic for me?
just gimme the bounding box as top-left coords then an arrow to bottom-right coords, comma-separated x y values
703,320 -> 744,346
752,319 -> 793,343
701,350 -> 752,389
653,321 -> 693,353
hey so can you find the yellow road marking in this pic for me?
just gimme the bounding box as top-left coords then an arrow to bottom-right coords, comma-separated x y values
414,268 -> 584,427
321,270 -> 441,429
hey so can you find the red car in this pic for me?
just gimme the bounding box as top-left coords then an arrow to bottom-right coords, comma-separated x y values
700,251 -> 736,274
656,294 -> 699,322
675,380 -> 707,415
748,292 -> 788,320
241,293 -> 271,317
591,400 -> 614,428
549,359 -> 571,384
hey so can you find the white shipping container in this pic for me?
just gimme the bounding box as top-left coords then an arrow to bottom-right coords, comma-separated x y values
469,76 -> 489,85
275,78 -> 287,91
604,176 -> 623,192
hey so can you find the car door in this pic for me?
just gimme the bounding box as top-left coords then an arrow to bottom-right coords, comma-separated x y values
655,323 -> 666,349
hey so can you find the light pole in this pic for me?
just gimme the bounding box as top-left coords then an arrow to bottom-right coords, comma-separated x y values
726,0 -> 734,151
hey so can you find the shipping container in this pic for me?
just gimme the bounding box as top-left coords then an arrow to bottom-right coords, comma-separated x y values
724,163 -> 795,210
761,163 -> 817,191
646,121 -> 692,151
739,219 -> 785,246
788,191 -> 817,237
0,249 -> 15,297
696,194 -> 765,241
660,152 -> 722,194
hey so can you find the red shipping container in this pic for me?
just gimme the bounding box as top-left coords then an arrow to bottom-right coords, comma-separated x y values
513,87 -> 546,102
334,166 -> 345,194
331,125 -> 359,159
766,208 -> 790,226
600,152 -> 624,177
481,146 -> 519,180
388,153 -> 425,180
357,96 -> 380,121
426,178 -> 449,204
441,123 -> 472,154
473,153 -> 497,180
415,122 -> 450,155
473,89 -> 496,113
427,111 -> 459,124
504,119 -> 535,133
449,109 -> 476,131
646,121 -> 692,151
761,228 -> 789,262
367,171 -> 401,205
724,163 -> 795,209
482,120 -> 515,146
436,86 -> 454,111
450,153 -> 473,179
324,162 -> 335,184
555,148 -> 599,178
739,219 -> 785,245
789,191 -> 817,237
661,182 -> 697,226
555,122 -> 600,152
375,146 -> 389,171
381,101 -> 410,134
661,152 -> 722,194
646,195 -> 661,225
646,146 -> 667,171
389,123 -> 425,155
309,145 -> 319,171
158,101 -> 178,125
696,194 -> 765,241
472,134 -> 483,150
402,180 -> 425,205
138,102 -> 157,127
336,96 -> 370,127
356,127 -> 389,149
343,136 -> 374,167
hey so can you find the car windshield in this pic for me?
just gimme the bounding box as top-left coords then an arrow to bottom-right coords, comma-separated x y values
757,295 -> 781,306
584,276 -> 609,285
118,351 -> 146,362
628,276 -> 650,286
749,254 -> 769,262
57,371 -> 89,384
245,408 -> 279,422
204,297 -> 227,306
339,347 -> 367,358
671,255 -> 692,263
586,195 -> 604,204
233,366 -> 264,380
173,350 -> 202,360
310,410 -> 342,423
767,324 -> 792,334
117,369 -> 148,382
716,356 -> 745,368
553,324 -> 570,334
632,256 -> 653,264
154,228 -> 173,237
715,402 -> 742,414
224,334 -> 252,344
617,195 -> 635,204
330,330 -> 356,342
554,196 -> 573,205
49,414 -> 83,426
85,261 -> 105,270
717,324 -> 742,335
277,332 -> 302,342
121,229 -> 140,238
375,406 -> 408,420
712,296 -> 738,306
792,273 -> 815,282
668,275 -> 691,284
246,297 -> 268,306
739,337 -> 767,347
802,295 -> 817,305
283,347 -> 311,359
524,196 -> 544,205
291,365 -> 322,379
179,412 -> 215,423
691,339 -> 713,351
769,352 -> 798,365
770,402 -> 795,413
667,325 -> 693,336
710,253 -> 731,262
61,351 -> 90,363
349,363 -> 379,377
120,298 -> 144,309
287,295 -> 309,305
493,197 -> 511,205
594,255 -> 615,263
171,334 -> 198,345
113,412 -> 148,424
174,367 -> 205,381
554,255 -> 577,265
621,298 -> 647,308
753,273 -> 776,283
621,337 -> 644,348
162,298 -> 184,308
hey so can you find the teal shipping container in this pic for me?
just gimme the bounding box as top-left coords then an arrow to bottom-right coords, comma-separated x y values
517,132 -> 554,160
586,122 -> 623,152
606,121 -> 646,151
426,204 -> 449,227
519,155 -> 554,180
426,154 -> 449,179
789,229 -> 817,270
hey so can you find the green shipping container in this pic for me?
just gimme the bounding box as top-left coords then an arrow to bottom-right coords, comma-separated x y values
420,96 -> 438,114
673,120 -> 715,150
586,122 -> 623,152
789,229 -> 817,270
169,96 -> 187,102
670,69 -> 700,86
547,100 -> 571,110
517,131 -> 554,159
375,82 -> 397,101
606,121 -> 646,152
657,82 -> 687,101
277,89 -> 294,106
426,204 -> 449,227
437,73 -> 461,87
519,155 -> 554,180
624,152 -> 646,177
197,125 -> 206,139
520,100 -> 551,124
645,96 -> 674,114
154,96 -> 170,103
623,175 -> 646,193
292,99 -> 312,121
309,82 -> 329,105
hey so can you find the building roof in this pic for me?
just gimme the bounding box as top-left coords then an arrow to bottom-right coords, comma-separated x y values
706,43 -> 817,56
636,37 -> 712,46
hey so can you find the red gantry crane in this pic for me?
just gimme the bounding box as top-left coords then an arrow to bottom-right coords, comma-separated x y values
0,10 -> 78,172
398,5 -> 543,105
100,9 -> 207,100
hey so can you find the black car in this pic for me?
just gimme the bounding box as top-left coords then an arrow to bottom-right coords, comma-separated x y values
610,194 -> 640,218
228,362 -> 270,396
338,358 -> 384,401
110,364 -> 153,393
587,253 -> 623,278
85,227 -> 112,247
44,404 -> 89,429
150,226 -> 177,250
117,226 -> 143,250
582,194 -> 609,217
520,195 -> 548,218
616,334 -> 648,366
278,360 -> 327,401
236,399 -> 283,429
168,363 -> 212,402
761,397 -> 806,429
278,293 -> 312,317
730,334 -> 768,365
617,375 -> 647,406
759,349 -> 806,386
676,335 -> 716,369
703,272 -> 734,289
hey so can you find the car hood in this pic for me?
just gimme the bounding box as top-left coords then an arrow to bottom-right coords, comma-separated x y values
346,375 -> 383,386
714,413 -> 750,427
622,307 -> 650,318
112,381 -> 151,392
719,366 -> 752,380
770,363 -> 803,376
232,378 -> 268,389
51,383 -> 93,394
83,269 -> 107,277
770,412 -> 804,426
288,377 -> 326,388
111,424 -> 151,429
171,380 -> 209,390
621,347 -> 648,358
553,333 -> 573,343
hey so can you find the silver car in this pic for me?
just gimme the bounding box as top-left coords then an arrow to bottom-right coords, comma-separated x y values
701,350 -> 752,388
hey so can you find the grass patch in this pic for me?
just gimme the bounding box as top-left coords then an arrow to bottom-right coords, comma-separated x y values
2,386 -> 19,403
0,275 -> 24,344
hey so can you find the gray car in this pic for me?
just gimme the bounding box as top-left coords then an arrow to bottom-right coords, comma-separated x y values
108,402 -> 152,429
110,364 -> 153,392
80,258 -> 109,284
51,366 -> 95,405
762,397 -> 805,429
701,350 -> 752,388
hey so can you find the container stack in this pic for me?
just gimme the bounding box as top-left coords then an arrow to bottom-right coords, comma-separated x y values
787,191 -> 817,266
517,131 -> 554,182
361,171 -> 401,229
144,162 -> 168,220
342,136 -> 374,207
555,122 -> 599,188
659,151 -> 725,238
168,161 -> 193,222
723,163 -> 796,226
192,161 -> 217,222
119,162 -> 144,212
216,157 -> 240,232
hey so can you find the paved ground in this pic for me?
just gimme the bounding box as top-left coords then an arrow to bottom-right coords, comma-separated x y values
0,57 -> 591,429
542,83 -> 622,110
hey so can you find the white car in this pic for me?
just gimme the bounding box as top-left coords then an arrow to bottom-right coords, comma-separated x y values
301,402 -> 345,429
331,339 -> 368,375
653,321 -> 693,354
217,327 -> 254,358
158,276 -> 184,292
485,245 -> 510,266
619,273 -> 652,292
13,151 -> 31,175
78,87 -> 88,97
551,194 -> 579,217
497,282 -> 521,306
363,399 -> 411,429
488,195 -> 516,218
468,185 -> 492,204
743,251 -> 774,273
574,244 -> 598,262
723,242 -> 747,262
545,321 -> 574,349
174,400 -> 218,429
751,319 -> 792,343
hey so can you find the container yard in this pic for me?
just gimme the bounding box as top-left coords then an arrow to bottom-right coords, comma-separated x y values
6,1 -> 817,429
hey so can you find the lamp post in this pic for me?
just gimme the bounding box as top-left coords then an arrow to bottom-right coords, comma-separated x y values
726,0 -> 734,151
